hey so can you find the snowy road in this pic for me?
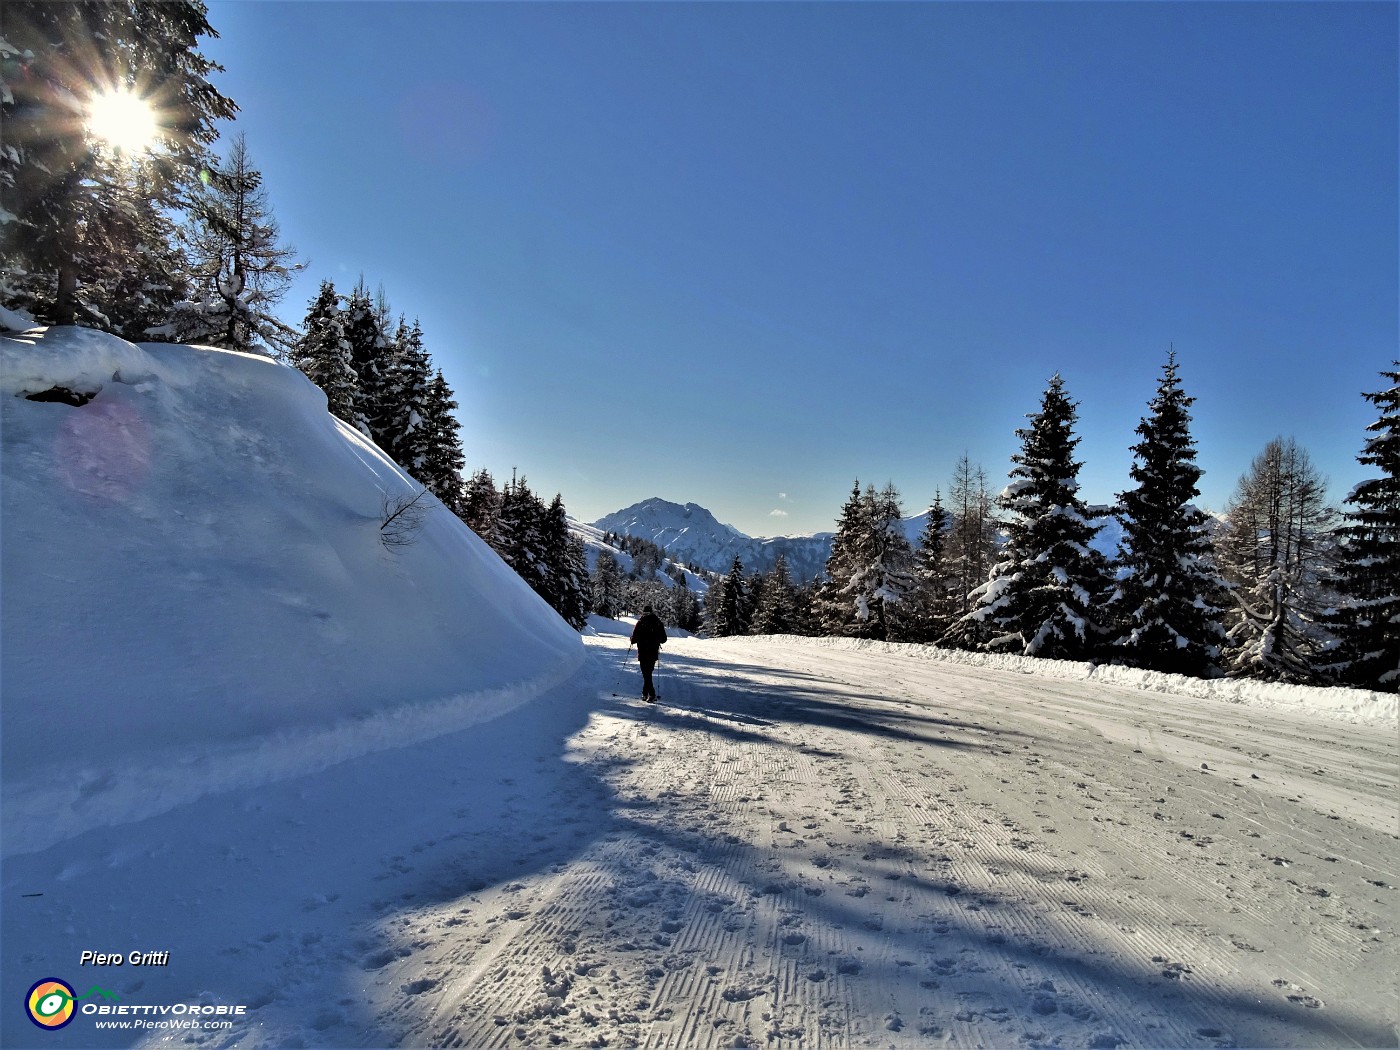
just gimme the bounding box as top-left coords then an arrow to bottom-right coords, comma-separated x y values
4,630 -> 1395,1049
404,631 -> 1395,1050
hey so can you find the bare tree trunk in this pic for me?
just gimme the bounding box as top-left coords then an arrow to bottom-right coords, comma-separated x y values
52,259 -> 78,325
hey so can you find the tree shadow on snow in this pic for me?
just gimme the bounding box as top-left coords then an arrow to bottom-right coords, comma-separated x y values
332,647 -> 1389,1050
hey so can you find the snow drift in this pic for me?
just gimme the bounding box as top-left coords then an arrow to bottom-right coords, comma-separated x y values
0,326 -> 584,855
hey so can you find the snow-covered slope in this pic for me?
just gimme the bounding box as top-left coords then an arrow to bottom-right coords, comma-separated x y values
0,326 -> 584,855
570,515 -> 708,591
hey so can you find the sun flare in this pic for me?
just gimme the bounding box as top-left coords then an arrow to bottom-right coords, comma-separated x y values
86,88 -> 159,154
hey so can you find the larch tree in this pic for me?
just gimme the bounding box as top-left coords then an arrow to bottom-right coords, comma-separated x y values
1111,353 -> 1229,677
1217,437 -> 1338,682
169,133 -> 301,356
939,454 -> 1000,649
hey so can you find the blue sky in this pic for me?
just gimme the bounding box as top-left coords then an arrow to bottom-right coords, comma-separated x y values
203,1 -> 1396,537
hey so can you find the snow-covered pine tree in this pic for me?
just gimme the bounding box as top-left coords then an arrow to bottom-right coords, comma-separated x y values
669,574 -> 703,634
790,577 -> 821,637
539,494 -> 589,630
340,280 -> 388,438
1111,353 -> 1229,677
907,493 -> 957,642
416,369 -> 467,514
851,483 -> 918,641
460,468 -> 502,547
80,168 -> 191,341
169,134 -> 302,356
376,317 -> 434,474
495,474 -> 548,595
705,557 -> 748,638
950,374 -> 1111,660
1217,437 -> 1337,682
818,481 -> 917,639
1,1 -> 236,326
1321,365 -> 1400,691
290,281 -> 360,425
590,548 -> 626,619
751,553 -> 796,635
817,480 -> 866,635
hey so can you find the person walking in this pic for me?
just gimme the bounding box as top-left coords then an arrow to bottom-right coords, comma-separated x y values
629,605 -> 668,703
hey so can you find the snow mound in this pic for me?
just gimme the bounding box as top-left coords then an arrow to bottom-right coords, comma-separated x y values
778,636 -> 1398,727
1,327 -> 584,856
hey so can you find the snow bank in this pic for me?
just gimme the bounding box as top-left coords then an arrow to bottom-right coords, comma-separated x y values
773,636 -> 1398,727
1,327 -> 584,856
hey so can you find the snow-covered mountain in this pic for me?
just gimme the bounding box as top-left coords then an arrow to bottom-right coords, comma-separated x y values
594,497 -> 1126,580
569,515 -> 708,592
593,498 -> 835,580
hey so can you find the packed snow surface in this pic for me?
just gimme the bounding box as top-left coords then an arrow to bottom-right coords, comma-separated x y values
1,326 -> 583,855
4,622 -> 1395,1048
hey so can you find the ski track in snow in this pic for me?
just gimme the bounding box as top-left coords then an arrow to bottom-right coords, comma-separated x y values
4,634 -> 1396,1049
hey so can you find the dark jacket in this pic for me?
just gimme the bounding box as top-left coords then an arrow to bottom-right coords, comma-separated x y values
630,613 -> 668,658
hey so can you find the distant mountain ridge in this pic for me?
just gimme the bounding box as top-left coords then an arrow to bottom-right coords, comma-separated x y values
592,498 -> 835,580
593,496 -> 1128,580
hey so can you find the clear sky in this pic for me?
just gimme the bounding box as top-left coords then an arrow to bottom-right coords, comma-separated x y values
202,1 -> 1396,537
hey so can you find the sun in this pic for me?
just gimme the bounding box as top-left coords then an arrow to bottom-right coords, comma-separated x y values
86,88 -> 159,155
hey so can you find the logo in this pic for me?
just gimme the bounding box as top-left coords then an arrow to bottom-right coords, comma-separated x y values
26,979 -> 77,1030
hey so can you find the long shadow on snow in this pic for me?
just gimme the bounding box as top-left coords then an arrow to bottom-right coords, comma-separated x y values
639,646 -> 1012,753
591,645 -> 1390,1048
358,646 -> 1389,1050
588,764 -> 1389,1045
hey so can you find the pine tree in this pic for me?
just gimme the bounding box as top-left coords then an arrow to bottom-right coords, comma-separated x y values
817,480 -> 866,635
1217,437 -> 1337,682
751,553 -> 796,635
540,494 -> 589,630
377,318 -> 434,473
1,1 -> 237,326
1321,365 -> 1400,691
168,133 -> 302,356
951,375 -> 1111,660
496,474 -> 547,595
590,548 -> 625,619
79,165 -> 191,341
461,468 -> 501,547
852,483 -> 917,641
290,281 -> 360,424
908,493 -> 957,642
340,280 -> 388,438
669,574 -> 703,634
416,369 -> 466,514
705,557 -> 748,638
1111,353 -> 1229,677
